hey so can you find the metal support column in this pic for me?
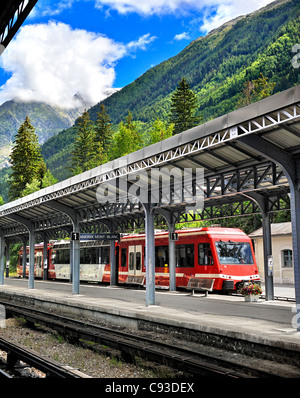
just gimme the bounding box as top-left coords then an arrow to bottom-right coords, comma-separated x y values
144,204 -> 155,306
28,226 -> 35,289
5,243 -> 9,278
70,240 -> 73,283
46,201 -> 81,295
72,220 -> 80,295
0,232 -> 4,285
261,211 -> 274,300
246,193 -> 274,300
43,235 -> 48,280
169,236 -> 176,292
156,209 -> 176,291
22,237 -> 27,279
239,134 -> 300,330
100,220 -> 118,287
6,215 -> 35,289
110,240 -> 117,286
290,181 -> 300,318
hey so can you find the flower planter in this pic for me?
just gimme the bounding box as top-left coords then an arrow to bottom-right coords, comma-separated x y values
244,294 -> 259,302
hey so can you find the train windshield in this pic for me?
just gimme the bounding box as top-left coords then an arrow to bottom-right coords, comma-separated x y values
215,241 -> 254,265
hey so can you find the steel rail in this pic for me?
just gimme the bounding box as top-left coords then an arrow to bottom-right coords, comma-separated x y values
0,337 -> 86,378
1,300 -> 282,378
0,368 -> 13,378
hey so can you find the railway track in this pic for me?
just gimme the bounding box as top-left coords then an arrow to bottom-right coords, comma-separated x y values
0,336 -> 89,378
0,300 -> 285,378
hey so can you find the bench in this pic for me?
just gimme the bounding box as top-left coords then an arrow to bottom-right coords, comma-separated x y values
126,275 -> 145,285
181,277 -> 215,297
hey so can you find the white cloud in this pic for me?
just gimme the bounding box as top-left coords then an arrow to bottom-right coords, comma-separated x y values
127,33 -> 157,51
95,0 -> 195,15
0,22 -> 155,108
174,32 -> 190,41
29,0 -> 78,18
95,0 -> 273,20
199,0 -> 275,33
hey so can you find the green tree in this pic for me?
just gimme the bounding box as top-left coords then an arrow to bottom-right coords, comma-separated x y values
21,167 -> 57,197
149,118 -> 174,144
70,110 -> 97,175
169,78 -> 201,135
238,73 -> 275,107
9,116 -> 43,200
253,73 -> 275,101
111,112 -> 143,158
91,103 -> 113,166
95,104 -> 113,152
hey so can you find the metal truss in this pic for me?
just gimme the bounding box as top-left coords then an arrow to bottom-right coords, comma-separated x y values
1,102 -> 298,218
2,190 -> 290,241
0,0 -> 38,49
205,161 -> 287,198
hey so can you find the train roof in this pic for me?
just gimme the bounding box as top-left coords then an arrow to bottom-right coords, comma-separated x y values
121,226 -> 248,240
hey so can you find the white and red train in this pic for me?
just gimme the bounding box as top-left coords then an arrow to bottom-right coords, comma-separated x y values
17,226 -> 260,292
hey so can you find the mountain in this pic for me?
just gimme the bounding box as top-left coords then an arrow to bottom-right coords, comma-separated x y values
41,0 -> 300,183
0,99 -> 87,168
0,0 -> 299,199
90,0 -> 299,124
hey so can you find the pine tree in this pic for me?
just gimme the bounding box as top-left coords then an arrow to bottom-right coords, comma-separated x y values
169,78 -> 201,135
9,116 -> 43,200
95,104 -> 113,151
93,104 -> 113,165
70,110 -> 97,175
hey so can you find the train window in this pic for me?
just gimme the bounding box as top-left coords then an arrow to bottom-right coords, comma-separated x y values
52,249 -> 70,264
198,243 -> 214,265
175,244 -> 194,267
155,245 -> 169,268
136,252 -> 141,271
129,252 -> 134,270
99,247 -> 109,264
80,247 -> 97,264
215,241 -> 254,265
121,248 -> 127,267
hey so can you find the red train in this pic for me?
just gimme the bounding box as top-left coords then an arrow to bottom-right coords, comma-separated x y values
17,227 -> 260,292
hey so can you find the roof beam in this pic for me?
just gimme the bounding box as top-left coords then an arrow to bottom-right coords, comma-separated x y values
237,134 -> 296,184
0,0 -> 38,52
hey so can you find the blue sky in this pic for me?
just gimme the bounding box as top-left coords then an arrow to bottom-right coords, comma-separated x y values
0,0 -> 274,108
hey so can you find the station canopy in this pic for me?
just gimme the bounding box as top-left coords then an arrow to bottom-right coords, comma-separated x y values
0,0 -> 38,51
0,85 -> 299,238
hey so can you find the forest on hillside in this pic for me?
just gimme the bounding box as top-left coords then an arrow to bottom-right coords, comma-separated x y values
0,0 -> 299,202
40,0 -> 300,183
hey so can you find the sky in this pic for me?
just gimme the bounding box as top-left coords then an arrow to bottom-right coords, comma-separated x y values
0,0 -> 275,109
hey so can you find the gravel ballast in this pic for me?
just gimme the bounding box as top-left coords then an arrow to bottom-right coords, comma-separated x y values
0,318 -> 176,378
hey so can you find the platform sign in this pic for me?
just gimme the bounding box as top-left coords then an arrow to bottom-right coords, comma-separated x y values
71,232 -> 80,241
80,233 -> 120,241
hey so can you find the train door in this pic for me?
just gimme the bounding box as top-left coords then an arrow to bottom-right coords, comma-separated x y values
35,251 -> 43,278
128,245 -> 142,276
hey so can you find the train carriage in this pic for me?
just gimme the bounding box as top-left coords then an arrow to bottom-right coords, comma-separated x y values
117,227 -> 259,291
17,226 -> 260,292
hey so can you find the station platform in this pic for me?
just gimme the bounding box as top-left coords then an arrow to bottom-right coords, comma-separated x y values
0,278 -> 299,362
